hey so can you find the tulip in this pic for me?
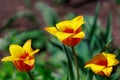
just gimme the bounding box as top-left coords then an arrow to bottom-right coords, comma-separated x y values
1,39 -> 39,72
84,52 -> 119,77
44,16 -> 85,47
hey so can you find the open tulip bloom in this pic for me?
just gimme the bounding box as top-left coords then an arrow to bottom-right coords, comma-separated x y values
84,52 -> 119,77
1,39 -> 39,72
44,16 -> 85,47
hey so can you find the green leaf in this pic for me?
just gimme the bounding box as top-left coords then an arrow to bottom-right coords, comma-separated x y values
47,37 -> 75,80
105,13 -> 112,43
11,29 -> 47,49
76,41 -> 90,62
48,38 -> 63,51
0,29 -> 47,51
85,70 -> 94,80
63,45 -> 75,80
84,16 -> 92,33
100,39 -> 113,53
75,41 -> 90,73
109,73 -> 120,80
95,74 -> 104,80
90,2 -> 101,39
65,13 -> 76,20
35,2 -> 60,26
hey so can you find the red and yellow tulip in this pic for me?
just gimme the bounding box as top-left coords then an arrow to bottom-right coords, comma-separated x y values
84,52 -> 119,77
44,16 -> 85,47
1,39 -> 39,72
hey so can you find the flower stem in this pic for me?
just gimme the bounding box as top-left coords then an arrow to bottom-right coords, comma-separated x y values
104,76 -> 109,80
71,47 -> 79,80
63,44 -> 74,80
27,71 -> 34,80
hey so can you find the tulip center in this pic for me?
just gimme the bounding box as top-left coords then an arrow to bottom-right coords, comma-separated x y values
75,27 -> 82,34
20,53 -> 33,60
20,53 -> 29,58
97,60 -> 108,67
63,28 -> 74,33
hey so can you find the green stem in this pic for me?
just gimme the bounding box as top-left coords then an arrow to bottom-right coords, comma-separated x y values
71,47 -> 79,80
27,71 -> 34,80
104,76 -> 108,80
63,44 -> 74,80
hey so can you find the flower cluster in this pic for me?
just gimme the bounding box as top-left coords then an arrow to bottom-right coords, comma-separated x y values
1,16 -> 119,79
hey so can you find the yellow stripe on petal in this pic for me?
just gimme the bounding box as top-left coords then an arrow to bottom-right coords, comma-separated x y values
106,53 -> 119,67
72,21 -> 85,31
9,44 -> 25,57
1,56 -> 14,62
103,67 -> 113,77
44,27 -> 58,36
56,32 -> 73,41
1,56 -> 21,62
85,63 -> 105,74
56,20 -> 73,32
72,31 -> 85,38
30,49 -> 40,56
23,39 -> 33,54
71,16 -> 84,22
72,16 -> 85,31
24,59 -> 34,66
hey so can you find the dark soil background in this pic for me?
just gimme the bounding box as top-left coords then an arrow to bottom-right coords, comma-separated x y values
0,0 -> 120,47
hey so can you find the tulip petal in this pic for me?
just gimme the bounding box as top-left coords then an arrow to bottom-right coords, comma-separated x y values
24,59 -> 34,66
56,21 -> 73,32
72,21 -> 85,31
72,31 -> 85,38
9,44 -> 25,57
106,53 -> 119,67
44,27 -> 58,36
56,32 -> 73,41
72,16 -> 85,31
30,49 -> 40,56
103,67 -> 113,77
23,39 -> 33,54
1,56 -> 21,61
85,63 -> 105,74
71,16 -> 84,22
85,53 -> 107,66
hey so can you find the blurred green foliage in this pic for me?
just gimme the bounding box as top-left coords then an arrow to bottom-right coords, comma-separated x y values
0,1 -> 120,80
0,29 -> 47,51
35,2 -> 60,26
116,0 -> 120,4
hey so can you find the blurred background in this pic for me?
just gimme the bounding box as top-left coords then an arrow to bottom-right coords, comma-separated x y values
0,0 -> 120,80
0,0 -> 120,45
